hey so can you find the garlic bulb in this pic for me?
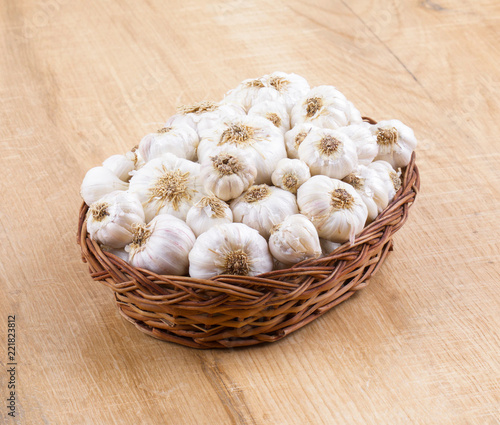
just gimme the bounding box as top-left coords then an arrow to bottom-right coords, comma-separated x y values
138,125 -> 199,163
343,165 -> 389,223
86,191 -> 145,248
269,214 -> 321,265
337,123 -> 378,166
186,196 -> 233,237
166,101 -> 245,134
197,115 -> 286,184
102,154 -> 135,181
298,127 -> 358,179
284,123 -> 316,159
319,238 -> 342,257
271,158 -> 311,194
291,85 -> 362,129
128,153 -> 203,222
223,72 -> 310,113
252,72 -> 310,113
368,160 -> 402,203
127,148 -> 146,171
371,119 -> 417,168
199,152 -> 257,201
230,184 -> 298,239
248,100 -> 290,134
126,214 -> 195,275
297,176 -> 368,243
188,223 -> 273,279
101,245 -> 129,262
80,166 -> 129,206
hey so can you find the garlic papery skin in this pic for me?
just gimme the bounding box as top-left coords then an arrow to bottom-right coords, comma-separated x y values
253,72 -> 310,114
186,196 -> 233,237
230,184 -> 299,239
248,100 -> 290,134
337,123 -> 378,166
138,124 -> 199,163
319,238 -> 342,257
298,127 -> 358,179
197,115 -> 287,184
371,119 -> 417,168
199,152 -> 257,201
166,101 -> 245,134
297,176 -> 368,244
86,191 -> 146,248
128,153 -> 203,222
188,223 -> 273,279
368,160 -> 402,203
102,154 -> 136,182
126,214 -> 195,276
80,166 -> 129,206
271,158 -> 311,194
284,123 -> 317,159
291,85 -> 363,129
269,214 -> 321,265
343,165 -> 389,223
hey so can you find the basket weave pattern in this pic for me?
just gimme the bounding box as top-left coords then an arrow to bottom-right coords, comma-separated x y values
78,150 -> 419,349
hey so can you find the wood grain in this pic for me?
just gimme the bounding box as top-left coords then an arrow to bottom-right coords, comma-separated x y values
1,0 -> 499,423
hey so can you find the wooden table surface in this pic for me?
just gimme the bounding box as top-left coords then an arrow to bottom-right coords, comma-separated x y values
1,0 -> 499,424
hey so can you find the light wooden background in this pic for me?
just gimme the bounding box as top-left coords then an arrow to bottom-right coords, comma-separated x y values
1,0 -> 499,424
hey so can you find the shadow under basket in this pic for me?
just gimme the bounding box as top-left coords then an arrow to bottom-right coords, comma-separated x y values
77,151 -> 420,349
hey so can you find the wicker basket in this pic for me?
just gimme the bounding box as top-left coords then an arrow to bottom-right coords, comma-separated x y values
77,126 -> 420,349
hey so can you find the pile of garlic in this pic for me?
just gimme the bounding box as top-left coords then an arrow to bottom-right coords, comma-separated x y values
81,72 -> 417,279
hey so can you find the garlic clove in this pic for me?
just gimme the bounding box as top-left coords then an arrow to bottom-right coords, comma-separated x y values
371,119 -> 417,168
271,158 -> 311,194
186,196 -> 233,237
337,122 -> 378,166
86,190 -> 145,248
269,214 -> 321,265
230,184 -> 299,239
80,166 -> 129,206
197,115 -> 287,185
102,154 -> 136,181
199,151 -> 257,201
297,175 -> 368,244
128,153 -> 204,222
138,124 -> 199,163
298,127 -> 358,180
126,214 -> 195,275
188,222 -> 273,279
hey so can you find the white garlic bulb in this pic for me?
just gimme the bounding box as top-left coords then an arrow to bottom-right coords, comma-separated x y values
252,72 -> 310,113
297,176 -> 368,244
284,123 -> 316,159
223,72 -> 310,113
368,160 -> 402,203
126,214 -> 195,275
319,238 -> 342,257
80,166 -> 129,206
199,152 -> 257,201
128,153 -> 203,222
291,85 -> 362,129
138,124 -> 199,163
230,184 -> 298,239
186,196 -> 233,237
101,245 -> 129,262
86,191 -> 145,248
269,214 -> 321,265
337,123 -> 378,166
248,100 -> 290,134
298,127 -> 358,179
371,119 -> 417,168
102,154 -> 135,181
166,101 -> 245,134
271,158 -> 311,194
188,223 -> 273,279
197,115 -> 287,184
127,148 -> 146,172
343,165 -> 389,223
